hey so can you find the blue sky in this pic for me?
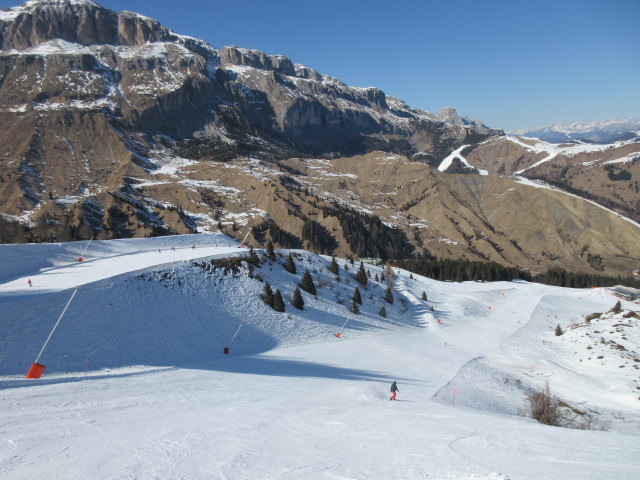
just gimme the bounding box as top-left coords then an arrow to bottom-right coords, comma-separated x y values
2,0 -> 639,131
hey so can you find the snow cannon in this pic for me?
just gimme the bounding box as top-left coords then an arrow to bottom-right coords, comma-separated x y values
26,363 -> 45,379
335,333 -> 341,338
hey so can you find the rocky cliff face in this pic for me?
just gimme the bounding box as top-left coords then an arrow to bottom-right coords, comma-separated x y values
0,0 -> 637,278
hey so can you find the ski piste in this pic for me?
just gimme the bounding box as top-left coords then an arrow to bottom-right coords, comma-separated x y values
1,233 -> 639,479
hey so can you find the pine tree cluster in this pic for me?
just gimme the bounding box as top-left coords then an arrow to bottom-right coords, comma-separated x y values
320,202 -> 413,260
302,218 -> 337,255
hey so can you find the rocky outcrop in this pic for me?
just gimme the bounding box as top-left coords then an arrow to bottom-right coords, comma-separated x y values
437,106 -> 491,132
0,0 -> 118,50
5,0 -> 601,273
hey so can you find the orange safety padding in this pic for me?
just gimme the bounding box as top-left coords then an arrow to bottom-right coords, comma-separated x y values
26,363 -> 45,379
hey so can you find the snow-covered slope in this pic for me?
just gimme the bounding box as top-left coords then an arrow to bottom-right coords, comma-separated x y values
1,234 -> 639,479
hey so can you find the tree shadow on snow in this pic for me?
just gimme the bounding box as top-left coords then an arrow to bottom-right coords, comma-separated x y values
186,354 -> 415,383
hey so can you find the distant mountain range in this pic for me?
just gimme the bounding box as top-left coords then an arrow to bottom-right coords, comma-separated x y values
512,118 -> 640,144
0,0 -> 638,278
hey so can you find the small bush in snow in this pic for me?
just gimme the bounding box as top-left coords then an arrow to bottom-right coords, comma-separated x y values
522,383 -> 607,430
609,301 -> 622,314
422,291 -> 428,301
379,306 -> 387,318
525,383 -> 565,427
585,312 -> 602,322
555,324 -> 563,336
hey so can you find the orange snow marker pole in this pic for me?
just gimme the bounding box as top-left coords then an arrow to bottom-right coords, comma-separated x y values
26,288 -> 78,379
453,385 -> 457,406
336,317 -> 350,338
77,236 -> 93,262
25,363 -> 45,379
239,232 -> 250,248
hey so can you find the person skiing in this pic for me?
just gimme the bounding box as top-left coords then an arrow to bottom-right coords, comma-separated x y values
390,381 -> 399,400
27,278 -> 32,287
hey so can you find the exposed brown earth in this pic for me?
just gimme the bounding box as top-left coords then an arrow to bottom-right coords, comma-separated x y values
0,0 -> 638,279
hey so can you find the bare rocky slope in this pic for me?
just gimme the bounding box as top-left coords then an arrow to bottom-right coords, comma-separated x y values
0,0 -> 638,278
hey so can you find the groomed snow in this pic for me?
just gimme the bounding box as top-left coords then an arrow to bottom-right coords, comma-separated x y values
1,234 -> 639,479
439,146 -> 488,175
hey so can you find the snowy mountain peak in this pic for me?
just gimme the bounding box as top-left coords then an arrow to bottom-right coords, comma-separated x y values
513,118 -> 640,144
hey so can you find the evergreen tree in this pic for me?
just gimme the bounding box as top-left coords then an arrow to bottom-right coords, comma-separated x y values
266,240 -> 276,262
554,324 -> 563,336
284,253 -> 297,274
300,270 -> 317,295
248,246 -> 260,265
353,287 -> 362,305
421,291 -> 428,301
384,286 -> 394,304
356,262 -> 368,286
367,269 -> 371,278
291,287 -> 304,310
247,262 -> 254,279
262,282 -> 274,307
273,289 -> 285,312
328,257 -> 340,275
410,273 -> 414,280
375,273 -> 379,282
350,301 -> 360,314
380,272 -> 385,282
379,305 -> 387,318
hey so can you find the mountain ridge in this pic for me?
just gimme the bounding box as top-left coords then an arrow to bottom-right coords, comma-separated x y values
0,0 -> 638,279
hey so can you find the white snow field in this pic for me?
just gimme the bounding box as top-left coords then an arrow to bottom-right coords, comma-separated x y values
1,233 -> 639,479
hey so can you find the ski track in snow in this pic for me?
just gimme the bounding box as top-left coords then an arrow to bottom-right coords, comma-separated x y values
0,233 -> 639,479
